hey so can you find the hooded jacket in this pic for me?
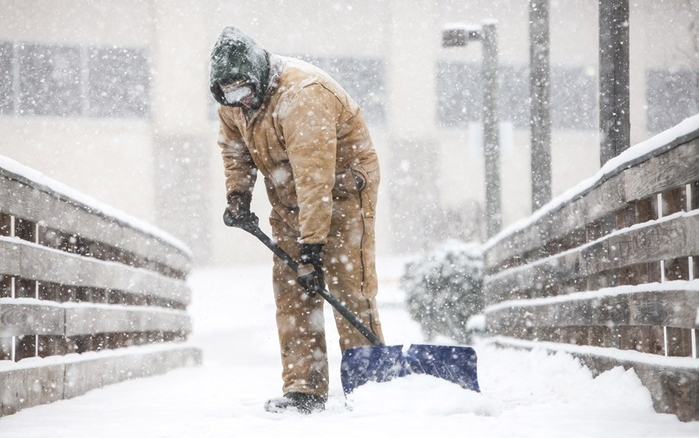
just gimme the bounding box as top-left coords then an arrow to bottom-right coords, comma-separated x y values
210,27 -> 270,110
216,54 -> 379,244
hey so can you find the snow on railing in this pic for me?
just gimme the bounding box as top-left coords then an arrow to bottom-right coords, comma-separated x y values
0,155 -> 192,258
484,113 -> 699,253
483,114 -> 699,421
0,155 -> 201,417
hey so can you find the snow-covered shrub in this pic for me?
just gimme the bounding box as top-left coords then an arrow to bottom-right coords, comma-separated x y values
400,240 -> 484,343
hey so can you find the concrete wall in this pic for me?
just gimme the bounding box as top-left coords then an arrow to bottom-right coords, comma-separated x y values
0,0 -> 697,266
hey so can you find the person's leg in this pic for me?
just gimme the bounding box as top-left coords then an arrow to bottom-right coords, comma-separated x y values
325,166 -> 384,351
269,214 -> 330,397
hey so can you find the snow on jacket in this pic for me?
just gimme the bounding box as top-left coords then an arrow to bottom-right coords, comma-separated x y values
217,54 -> 379,245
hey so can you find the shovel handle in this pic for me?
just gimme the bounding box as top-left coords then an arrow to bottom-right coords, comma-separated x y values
245,224 -> 384,347
247,224 -> 299,271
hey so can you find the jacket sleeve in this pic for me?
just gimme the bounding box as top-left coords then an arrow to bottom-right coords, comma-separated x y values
217,108 -> 257,199
281,84 -> 338,244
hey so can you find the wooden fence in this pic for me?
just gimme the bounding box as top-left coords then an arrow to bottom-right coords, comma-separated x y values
483,118 -> 699,421
0,158 -> 201,416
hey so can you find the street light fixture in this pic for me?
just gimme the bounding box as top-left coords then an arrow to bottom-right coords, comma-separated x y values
442,21 -> 502,239
442,24 -> 483,46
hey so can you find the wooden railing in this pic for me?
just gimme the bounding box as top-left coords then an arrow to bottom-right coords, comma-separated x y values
0,157 -> 201,416
483,116 -> 699,421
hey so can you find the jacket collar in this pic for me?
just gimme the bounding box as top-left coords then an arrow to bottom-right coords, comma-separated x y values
243,52 -> 284,123
265,52 -> 283,97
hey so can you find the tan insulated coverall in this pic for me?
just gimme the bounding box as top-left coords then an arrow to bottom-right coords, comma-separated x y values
217,55 -> 384,396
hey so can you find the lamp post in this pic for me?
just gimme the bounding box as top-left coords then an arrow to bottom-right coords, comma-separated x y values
529,0 -> 552,210
443,21 -> 502,238
599,0 -> 630,165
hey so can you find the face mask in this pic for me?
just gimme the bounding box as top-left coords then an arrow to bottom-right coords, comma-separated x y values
221,81 -> 256,108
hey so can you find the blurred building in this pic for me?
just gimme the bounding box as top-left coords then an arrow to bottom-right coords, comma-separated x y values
1,0 -> 697,265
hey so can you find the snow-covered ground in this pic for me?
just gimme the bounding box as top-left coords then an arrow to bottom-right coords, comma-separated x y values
1,258 -> 698,437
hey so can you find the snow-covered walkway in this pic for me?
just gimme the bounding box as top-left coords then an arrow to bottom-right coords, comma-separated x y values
1,259 -> 698,438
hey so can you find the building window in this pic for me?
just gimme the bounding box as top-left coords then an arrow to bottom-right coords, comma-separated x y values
0,42 -> 13,115
292,55 -> 386,126
437,61 -> 597,130
0,41 -> 150,119
550,66 -> 597,130
500,65 -> 531,129
88,47 -> 150,118
646,69 -> 699,133
437,62 -> 530,129
437,62 -> 484,128
18,43 -> 83,117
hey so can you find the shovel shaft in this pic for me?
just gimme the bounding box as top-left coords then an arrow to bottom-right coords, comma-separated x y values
247,225 -> 384,347
248,225 -> 299,271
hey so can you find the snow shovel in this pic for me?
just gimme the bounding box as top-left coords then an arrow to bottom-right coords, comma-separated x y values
243,223 -> 480,395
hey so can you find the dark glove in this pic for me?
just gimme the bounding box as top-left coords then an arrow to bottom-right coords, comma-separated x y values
223,192 -> 259,231
297,243 -> 325,297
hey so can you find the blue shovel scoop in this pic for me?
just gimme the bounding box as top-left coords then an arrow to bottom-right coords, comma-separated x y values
244,223 -> 480,394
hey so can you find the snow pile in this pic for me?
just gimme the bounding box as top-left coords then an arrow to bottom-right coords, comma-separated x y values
480,347 -> 654,414
347,373 -> 501,416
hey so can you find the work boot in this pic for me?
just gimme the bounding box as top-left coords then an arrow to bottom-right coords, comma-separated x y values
264,392 -> 326,414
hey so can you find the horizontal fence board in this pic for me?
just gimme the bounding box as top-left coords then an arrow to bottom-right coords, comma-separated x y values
0,173 -> 190,274
65,306 -> 191,336
633,362 -> 699,422
0,239 -> 20,275
485,227 -> 532,271
586,173 -> 626,221
624,139 -> 699,203
20,241 -> 86,284
63,345 -> 201,399
2,238 -> 190,305
486,295 -> 627,331
0,345 -> 201,416
486,139 -> 699,271
628,290 -> 699,327
0,300 -> 191,337
486,262 -> 553,302
486,213 -> 699,303
0,363 -> 65,416
0,301 -> 64,336
612,213 -> 699,268
486,288 -> 699,332
485,174 -> 627,270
